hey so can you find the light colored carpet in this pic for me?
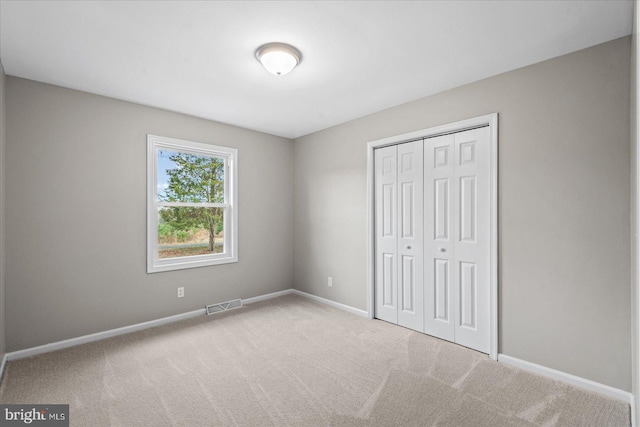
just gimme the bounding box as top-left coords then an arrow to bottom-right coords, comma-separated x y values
0,294 -> 630,426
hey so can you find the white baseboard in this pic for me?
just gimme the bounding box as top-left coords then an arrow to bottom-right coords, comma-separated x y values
5,288 -> 295,362
292,289 -> 369,317
0,353 -> 7,384
242,289 -> 294,305
242,287 -> 368,318
2,288 -> 365,363
498,354 -> 633,406
6,308 -> 207,361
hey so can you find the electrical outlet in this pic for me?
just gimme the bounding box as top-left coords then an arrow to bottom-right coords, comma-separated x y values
177,287 -> 184,298
328,276 -> 333,287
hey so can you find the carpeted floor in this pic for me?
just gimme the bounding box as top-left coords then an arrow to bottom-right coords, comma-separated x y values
0,294 -> 630,426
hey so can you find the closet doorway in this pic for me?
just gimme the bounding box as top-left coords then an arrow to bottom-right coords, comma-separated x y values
367,114 -> 498,360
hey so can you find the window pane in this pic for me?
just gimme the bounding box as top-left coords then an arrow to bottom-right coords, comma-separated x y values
158,207 -> 225,259
157,150 -> 225,203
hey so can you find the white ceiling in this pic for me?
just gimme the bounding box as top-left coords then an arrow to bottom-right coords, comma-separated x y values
0,1 -> 633,139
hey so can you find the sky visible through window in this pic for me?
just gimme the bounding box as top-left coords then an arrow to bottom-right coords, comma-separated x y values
156,150 -> 175,200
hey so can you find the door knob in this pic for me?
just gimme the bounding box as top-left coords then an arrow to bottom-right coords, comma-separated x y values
439,248 -> 446,252
406,246 -> 412,250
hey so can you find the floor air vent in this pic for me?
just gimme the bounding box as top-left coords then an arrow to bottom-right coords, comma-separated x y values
206,298 -> 242,315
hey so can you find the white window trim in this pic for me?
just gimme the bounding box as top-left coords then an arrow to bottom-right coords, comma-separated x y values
146,134 -> 238,273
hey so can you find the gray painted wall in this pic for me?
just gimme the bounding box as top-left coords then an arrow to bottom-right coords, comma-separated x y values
293,37 -> 632,391
632,0 -> 639,419
0,60 -> 6,358
5,77 -> 293,351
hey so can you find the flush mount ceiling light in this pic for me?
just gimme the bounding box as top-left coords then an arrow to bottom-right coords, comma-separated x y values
255,42 -> 301,76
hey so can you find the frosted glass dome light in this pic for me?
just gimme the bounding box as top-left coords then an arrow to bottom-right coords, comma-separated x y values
256,43 -> 301,76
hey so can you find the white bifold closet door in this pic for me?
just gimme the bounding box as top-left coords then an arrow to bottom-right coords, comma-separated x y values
424,127 -> 490,353
374,140 -> 424,332
374,126 -> 490,354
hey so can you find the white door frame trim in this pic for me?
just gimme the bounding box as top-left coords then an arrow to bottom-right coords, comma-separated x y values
366,113 -> 499,361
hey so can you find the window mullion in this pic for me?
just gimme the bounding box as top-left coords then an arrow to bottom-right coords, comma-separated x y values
157,202 -> 228,208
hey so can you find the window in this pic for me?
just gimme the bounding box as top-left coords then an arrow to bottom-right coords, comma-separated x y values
147,135 -> 238,273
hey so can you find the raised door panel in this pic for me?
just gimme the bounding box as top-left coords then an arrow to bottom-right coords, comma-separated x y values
397,141 -> 424,332
401,183 -> 414,238
453,127 -> 490,353
382,184 -> 395,237
382,253 -> 395,307
459,176 -> 476,243
424,134 -> 455,342
459,261 -> 477,329
434,179 -> 450,240
401,255 -> 415,312
434,258 -> 450,322
375,145 -> 398,324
